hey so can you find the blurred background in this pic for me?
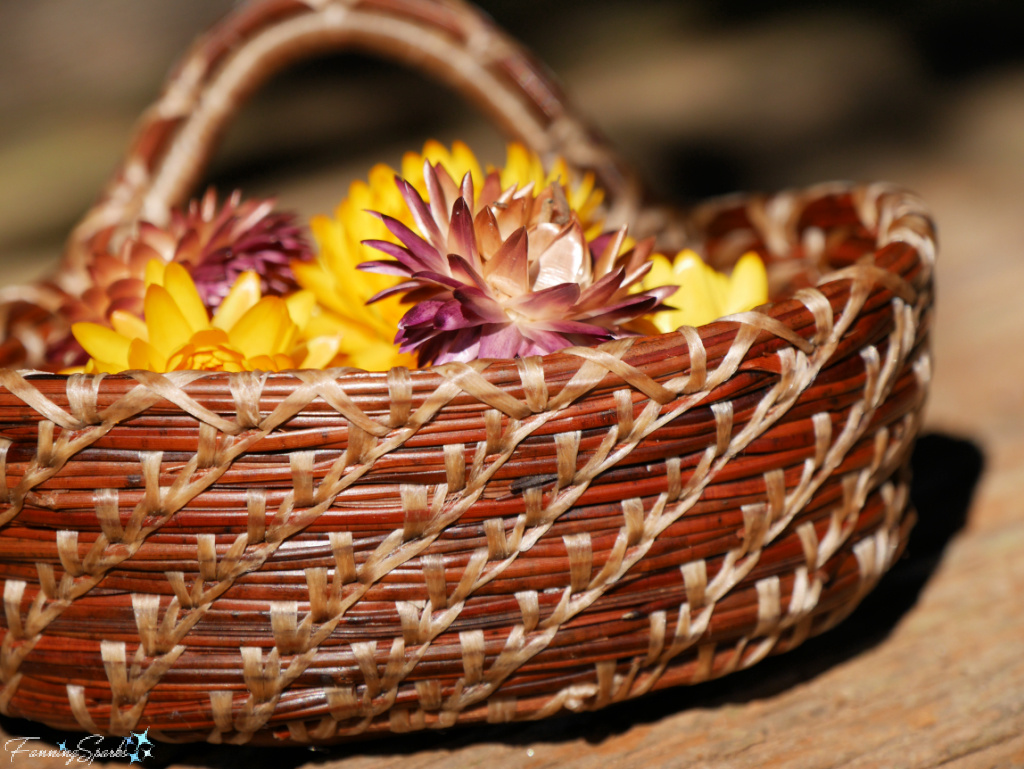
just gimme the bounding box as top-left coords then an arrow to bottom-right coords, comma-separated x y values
2,1 -> 1022,271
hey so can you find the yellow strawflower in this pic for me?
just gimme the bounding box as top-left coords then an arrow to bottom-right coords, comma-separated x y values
69,260 -> 340,374
643,250 -> 769,332
294,140 -> 606,371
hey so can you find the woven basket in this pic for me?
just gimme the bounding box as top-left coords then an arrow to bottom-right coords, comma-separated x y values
0,0 -> 935,746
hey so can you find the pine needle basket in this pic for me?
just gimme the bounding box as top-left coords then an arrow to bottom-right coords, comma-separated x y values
0,0 -> 936,746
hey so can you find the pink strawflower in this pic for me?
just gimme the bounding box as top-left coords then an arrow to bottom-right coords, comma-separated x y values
360,162 -> 674,366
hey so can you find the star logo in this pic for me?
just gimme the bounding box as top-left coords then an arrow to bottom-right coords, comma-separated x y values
132,728 -> 154,749
127,729 -> 155,762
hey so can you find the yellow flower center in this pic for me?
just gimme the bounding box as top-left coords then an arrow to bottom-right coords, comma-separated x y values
165,329 -> 250,372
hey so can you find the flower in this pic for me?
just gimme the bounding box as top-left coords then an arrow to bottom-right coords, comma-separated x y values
79,189 -> 311,319
69,260 -> 339,374
49,190 -> 313,369
642,250 -> 769,332
358,161 -> 675,365
294,141 -> 607,370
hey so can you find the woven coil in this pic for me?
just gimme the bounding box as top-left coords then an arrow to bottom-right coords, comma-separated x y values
0,0 -> 935,746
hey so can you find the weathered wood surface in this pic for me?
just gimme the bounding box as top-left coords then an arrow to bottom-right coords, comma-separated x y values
1,3 -> 1023,767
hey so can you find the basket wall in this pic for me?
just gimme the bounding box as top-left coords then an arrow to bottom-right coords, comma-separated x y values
0,182 -> 935,744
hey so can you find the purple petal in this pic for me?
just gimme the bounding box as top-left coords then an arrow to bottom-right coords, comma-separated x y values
584,285 -> 677,318
580,296 -> 661,326
360,239 -> 407,260
447,197 -> 479,266
372,213 -> 447,273
517,327 -> 574,355
452,286 -> 507,323
505,282 -> 581,318
434,299 -> 473,330
431,328 -> 482,365
646,285 -> 680,304
459,172 -> 475,211
590,226 -> 627,278
424,161 -> 452,234
357,259 -> 414,277
447,254 -> 489,292
477,171 -> 503,208
483,227 -> 528,296
535,319 -> 611,336
402,300 -> 446,327
367,280 -> 425,304
396,176 -> 445,253
410,270 -> 465,290
396,323 -> 436,348
477,323 -> 524,359
624,237 -> 657,278
621,257 -> 655,288
577,267 -> 626,309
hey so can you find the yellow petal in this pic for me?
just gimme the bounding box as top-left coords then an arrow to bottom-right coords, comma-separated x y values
212,271 -> 261,330
243,354 -> 274,372
284,289 -> 316,330
292,260 -> 345,316
449,140 -> 483,189
643,253 -> 676,292
367,163 -> 400,204
88,359 -> 126,375
401,150 -> 429,189
309,215 -> 339,259
144,284 -> 193,355
128,338 -> 164,371
189,328 -> 231,346
343,180 -> 375,221
300,307 -> 347,340
501,142 -> 532,190
144,259 -> 166,287
345,341 -> 415,372
227,297 -> 292,358
682,253 -> 724,326
270,353 -> 297,371
299,335 -> 343,369
723,251 -> 769,314
72,322 -> 131,371
419,139 -> 448,169
161,262 -> 209,331
110,310 -> 149,342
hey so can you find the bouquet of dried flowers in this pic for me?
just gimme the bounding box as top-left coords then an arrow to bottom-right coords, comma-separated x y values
57,142 -> 767,374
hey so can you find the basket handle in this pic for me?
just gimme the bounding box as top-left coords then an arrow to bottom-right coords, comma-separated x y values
60,0 -> 646,292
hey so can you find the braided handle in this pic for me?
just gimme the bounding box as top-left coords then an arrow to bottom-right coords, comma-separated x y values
60,0 -> 645,292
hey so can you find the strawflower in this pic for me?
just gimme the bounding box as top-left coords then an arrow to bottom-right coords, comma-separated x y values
358,160 -> 675,365
69,260 -> 339,374
294,141 -> 606,370
77,189 -> 311,320
49,190 -> 312,369
642,250 -> 769,332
